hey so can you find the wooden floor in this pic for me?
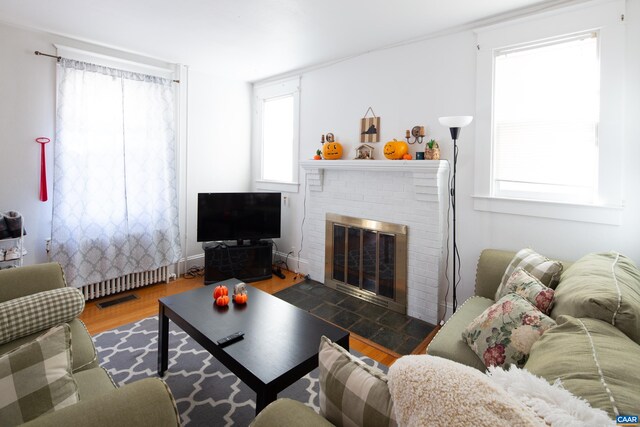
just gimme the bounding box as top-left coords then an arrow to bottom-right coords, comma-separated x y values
79,270 -> 438,366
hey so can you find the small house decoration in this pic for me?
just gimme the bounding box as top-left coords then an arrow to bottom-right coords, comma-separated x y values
360,107 -> 380,143
354,144 -> 375,160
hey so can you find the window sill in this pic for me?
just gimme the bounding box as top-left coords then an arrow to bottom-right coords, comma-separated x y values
255,180 -> 299,193
472,195 -> 623,226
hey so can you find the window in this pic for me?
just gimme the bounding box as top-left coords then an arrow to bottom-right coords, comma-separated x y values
493,34 -> 599,203
254,77 -> 300,192
474,0 -> 625,224
51,47 -> 182,287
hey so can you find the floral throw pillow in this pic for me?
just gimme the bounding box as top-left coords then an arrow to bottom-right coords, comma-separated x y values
462,293 -> 556,368
497,268 -> 555,315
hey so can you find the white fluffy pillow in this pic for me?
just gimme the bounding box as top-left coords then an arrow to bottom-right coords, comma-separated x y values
487,365 -> 615,426
387,355 -> 545,427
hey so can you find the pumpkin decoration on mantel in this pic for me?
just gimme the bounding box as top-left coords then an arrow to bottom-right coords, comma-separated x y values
322,142 -> 343,160
383,139 -> 409,160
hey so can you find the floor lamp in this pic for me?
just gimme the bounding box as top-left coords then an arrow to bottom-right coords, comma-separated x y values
438,115 -> 473,314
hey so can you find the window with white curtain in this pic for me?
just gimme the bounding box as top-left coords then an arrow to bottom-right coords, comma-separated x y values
474,0 -> 625,224
52,54 -> 182,288
254,77 -> 300,192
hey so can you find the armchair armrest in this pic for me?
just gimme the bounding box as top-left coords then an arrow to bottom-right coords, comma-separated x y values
0,263 -> 67,303
22,378 -> 180,427
474,249 -> 516,300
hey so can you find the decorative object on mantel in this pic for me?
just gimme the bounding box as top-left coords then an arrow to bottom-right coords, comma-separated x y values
415,152 -> 425,160
425,139 -> 440,160
383,139 -> 409,160
314,149 -> 322,160
438,115 -> 473,314
360,107 -> 380,143
322,133 -> 344,160
405,126 -> 425,144
354,144 -> 375,160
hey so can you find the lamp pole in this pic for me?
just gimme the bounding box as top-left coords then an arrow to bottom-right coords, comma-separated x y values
438,115 -> 472,316
450,127 -> 460,314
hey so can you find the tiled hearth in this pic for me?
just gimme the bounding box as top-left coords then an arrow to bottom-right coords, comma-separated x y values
300,160 -> 450,324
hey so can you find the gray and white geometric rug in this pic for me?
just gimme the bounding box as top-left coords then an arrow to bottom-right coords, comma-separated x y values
93,316 -> 387,426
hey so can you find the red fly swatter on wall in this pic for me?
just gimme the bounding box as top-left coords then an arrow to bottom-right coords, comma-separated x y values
36,137 -> 50,201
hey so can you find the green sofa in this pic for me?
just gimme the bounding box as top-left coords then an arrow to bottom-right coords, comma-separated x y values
254,248 -> 640,424
426,248 -> 570,370
0,263 -> 180,427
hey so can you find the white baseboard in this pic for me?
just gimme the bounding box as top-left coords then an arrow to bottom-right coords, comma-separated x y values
273,251 -> 309,276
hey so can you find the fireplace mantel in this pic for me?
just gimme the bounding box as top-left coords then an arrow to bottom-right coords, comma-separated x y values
301,160 -> 449,200
300,159 -> 448,173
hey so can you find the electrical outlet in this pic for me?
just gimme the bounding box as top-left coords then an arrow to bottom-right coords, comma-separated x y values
283,196 -> 289,206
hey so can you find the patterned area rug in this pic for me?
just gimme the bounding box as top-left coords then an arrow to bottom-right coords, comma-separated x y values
94,316 -> 387,426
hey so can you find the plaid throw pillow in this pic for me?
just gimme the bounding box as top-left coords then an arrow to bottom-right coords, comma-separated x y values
319,336 -> 396,427
495,248 -> 563,300
497,268 -> 555,314
0,324 -> 78,424
0,287 -> 84,345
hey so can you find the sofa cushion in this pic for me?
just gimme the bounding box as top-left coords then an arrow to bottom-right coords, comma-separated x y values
388,355 -> 545,427
0,287 -> 85,345
1,319 -> 98,373
496,248 -> 563,299
251,398 -> 335,427
497,268 -> 555,315
524,315 -> 640,420
462,293 -> 556,368
318,335 -> 396,427
74,367 -> 116,401
0,324 -> 79,425
426,296 -> 494,371
551,252 -> 640,344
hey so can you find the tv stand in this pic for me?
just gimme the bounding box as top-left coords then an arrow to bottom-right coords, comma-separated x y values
203,240 -> 273,284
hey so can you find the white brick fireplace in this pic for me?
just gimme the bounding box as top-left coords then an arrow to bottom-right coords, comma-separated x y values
300,160 -> 450,324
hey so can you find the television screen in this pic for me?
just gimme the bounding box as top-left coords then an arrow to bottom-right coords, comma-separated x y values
197,192 -> 281,242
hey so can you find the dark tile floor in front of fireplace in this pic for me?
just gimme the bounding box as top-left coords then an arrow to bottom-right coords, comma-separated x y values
274,280 -> 435,355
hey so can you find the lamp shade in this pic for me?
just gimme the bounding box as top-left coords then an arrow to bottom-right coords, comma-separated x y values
438,116 -> 473,128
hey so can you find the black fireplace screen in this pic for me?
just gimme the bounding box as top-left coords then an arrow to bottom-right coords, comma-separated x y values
332,224 -> 396,300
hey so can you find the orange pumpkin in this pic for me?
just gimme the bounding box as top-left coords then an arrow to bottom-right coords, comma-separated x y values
215,295 -> 230,306
402,153 -> 413,160
383,140 -> 409,160
322,142 -> 343,160
233,293 -> 248,304
213,285 -> 228,300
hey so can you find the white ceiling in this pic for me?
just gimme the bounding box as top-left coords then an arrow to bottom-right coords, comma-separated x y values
0,0 -> 566,82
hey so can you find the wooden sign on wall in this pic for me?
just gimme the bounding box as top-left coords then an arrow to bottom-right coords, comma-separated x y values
360,107 -> 380,143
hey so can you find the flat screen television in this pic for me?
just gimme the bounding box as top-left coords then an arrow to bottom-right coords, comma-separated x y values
197,192 -> 281,243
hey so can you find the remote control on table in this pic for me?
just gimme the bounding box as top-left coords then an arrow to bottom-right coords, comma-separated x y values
216,331 -> 244,347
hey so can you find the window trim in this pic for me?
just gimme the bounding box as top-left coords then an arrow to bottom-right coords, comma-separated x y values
473,0 -> 626,224
253,77 -> 301,193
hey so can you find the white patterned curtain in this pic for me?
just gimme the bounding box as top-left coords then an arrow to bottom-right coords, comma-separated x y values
52,58 -> 182,288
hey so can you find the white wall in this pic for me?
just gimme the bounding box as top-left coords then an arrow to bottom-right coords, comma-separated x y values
0,21 -> 252,270
184,69 -> 251,265
266,0 -> 640,311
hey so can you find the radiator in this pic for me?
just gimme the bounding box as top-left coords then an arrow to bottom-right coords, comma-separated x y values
81,266 -> 169,300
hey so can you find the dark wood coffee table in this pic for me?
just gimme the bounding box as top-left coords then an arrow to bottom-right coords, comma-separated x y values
157,279 -> 350,414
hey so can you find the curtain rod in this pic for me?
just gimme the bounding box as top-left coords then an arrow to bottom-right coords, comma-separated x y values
34,50 -> 180,83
